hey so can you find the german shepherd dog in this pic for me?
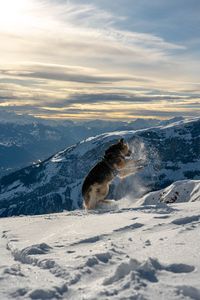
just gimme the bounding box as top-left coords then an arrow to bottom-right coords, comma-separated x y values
82,138 -> 132,210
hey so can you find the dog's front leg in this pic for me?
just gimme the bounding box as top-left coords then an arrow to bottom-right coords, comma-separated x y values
118,159 -> 144,178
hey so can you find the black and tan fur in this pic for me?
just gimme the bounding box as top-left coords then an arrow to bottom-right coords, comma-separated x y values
82,138 -> 132,210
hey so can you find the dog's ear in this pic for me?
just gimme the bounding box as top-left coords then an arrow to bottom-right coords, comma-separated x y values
119,138 -> 124,144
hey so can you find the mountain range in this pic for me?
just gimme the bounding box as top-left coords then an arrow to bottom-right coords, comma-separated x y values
0,110 -> 171,178
0,117 -> 199,217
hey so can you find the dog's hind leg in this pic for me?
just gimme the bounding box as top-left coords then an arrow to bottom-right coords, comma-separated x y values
85,198 -> 98,210
83,185 -> 99,210
96,184 -> 112,206
84,183 -> 111,210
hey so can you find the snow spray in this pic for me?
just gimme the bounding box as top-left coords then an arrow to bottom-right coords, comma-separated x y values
111,138 -> 160,206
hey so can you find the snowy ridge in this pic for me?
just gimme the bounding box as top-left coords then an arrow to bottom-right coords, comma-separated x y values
138,180 -> 200,206
0,184 -> 200,299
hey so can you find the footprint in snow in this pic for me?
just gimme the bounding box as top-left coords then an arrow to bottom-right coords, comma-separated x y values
70,234 -> 107,246
113,223 -> 144,233
28,285 -> 68,300
20,243 -> 52,255
12,243 -> 53,266
10,288 -> 28,298
176,285 -> 200,300
172,215 -> 200,225
144,240 -> 151,246
3,264 -> 25,277
154,215 -> 170,219
103,257 -> 195,287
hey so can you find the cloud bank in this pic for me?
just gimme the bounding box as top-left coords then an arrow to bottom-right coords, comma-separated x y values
0,0 -> 199,119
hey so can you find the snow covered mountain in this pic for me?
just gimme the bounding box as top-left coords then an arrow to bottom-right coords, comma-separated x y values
0,117 -> 199,218
0,121 -> 111,177
139,179 -> 200,205
0,122 -> 75,177
0,111 -> 166,178
0,181 -> 200,299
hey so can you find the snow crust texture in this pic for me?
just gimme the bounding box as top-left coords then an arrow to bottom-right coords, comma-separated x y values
0,187 -> 200,299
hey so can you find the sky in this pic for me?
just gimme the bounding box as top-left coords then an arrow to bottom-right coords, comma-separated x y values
0,0 -> 199,120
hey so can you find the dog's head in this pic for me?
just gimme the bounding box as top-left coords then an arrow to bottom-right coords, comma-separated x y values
104,138 -> 132,169
105,138 -> 131,157
118,138 -> 132,157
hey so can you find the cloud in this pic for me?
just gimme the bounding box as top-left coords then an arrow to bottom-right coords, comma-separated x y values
1,88 -> 199,121
0,0 -> 187,70
4,104 -> 198,121
0,0 -> 199,120
0,64 -> 149,84
42,92 -> 198,108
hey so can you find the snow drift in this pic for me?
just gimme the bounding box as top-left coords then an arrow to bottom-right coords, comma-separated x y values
0,181 -> 200,299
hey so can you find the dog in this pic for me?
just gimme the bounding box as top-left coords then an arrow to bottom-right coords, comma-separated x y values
82,138 -> 132,210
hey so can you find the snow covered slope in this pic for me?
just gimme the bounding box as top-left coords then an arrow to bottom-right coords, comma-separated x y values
0,117 -> 199,217
139,180 -> 200,205
0,114 -> 177,178
0,186 -> 200,300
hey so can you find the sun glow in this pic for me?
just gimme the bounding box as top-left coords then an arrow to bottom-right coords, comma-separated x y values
0,0 -> 35,32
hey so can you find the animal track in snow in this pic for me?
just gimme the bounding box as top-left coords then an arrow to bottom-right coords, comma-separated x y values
71,235 -> 106,245
10,288 -> 28,298
20,243 -> 52,255
165,263 -> 195,273
3,264 -> 25,277
172,215 -> 200,225
154,215 -> 170,219
71,222 -> 144,247
28,284 -> 68,300
103,257 -> 195,287
176,285 -> 200,300
95,252 -> 112,263
113,223 -> 144,233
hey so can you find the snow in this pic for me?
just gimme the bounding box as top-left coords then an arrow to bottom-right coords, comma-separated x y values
1,117 -> 199,215
139,180 -> 200,205
0,180 -> 200,299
